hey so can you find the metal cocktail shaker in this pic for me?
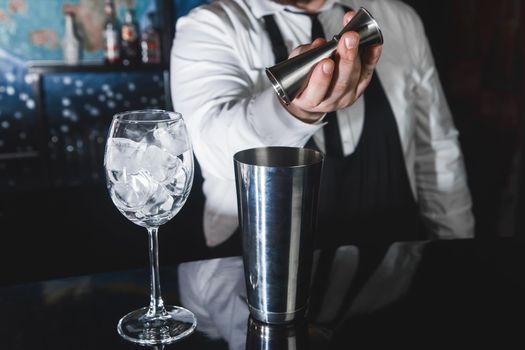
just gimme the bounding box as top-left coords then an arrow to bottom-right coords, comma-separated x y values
266,7 -> 384,105
234,147 -> 324,324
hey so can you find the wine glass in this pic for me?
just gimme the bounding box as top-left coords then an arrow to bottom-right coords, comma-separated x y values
104,109 -> 197,345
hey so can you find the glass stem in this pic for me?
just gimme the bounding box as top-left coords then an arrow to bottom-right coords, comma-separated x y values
147,226 -> 166,317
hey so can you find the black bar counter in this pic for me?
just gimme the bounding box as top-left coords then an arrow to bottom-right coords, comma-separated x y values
1,237 -> 524,349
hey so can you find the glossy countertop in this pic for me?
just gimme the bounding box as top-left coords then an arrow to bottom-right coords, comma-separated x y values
1,237 -> 524,349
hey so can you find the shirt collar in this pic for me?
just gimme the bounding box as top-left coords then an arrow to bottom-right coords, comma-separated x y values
249,0 -> 344,19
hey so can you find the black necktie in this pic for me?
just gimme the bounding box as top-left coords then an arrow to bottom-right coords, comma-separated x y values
308,13 -> 344,157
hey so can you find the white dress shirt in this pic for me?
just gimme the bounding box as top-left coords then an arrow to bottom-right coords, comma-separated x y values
170,0 -> 475,247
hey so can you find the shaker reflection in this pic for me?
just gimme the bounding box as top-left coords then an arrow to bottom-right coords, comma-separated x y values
246,317 -> 308,350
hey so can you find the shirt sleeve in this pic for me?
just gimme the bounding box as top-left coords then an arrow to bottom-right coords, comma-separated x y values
409,8 -> 475,238
170,7 -> 322,181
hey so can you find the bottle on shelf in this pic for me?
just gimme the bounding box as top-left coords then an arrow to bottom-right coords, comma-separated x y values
62,12 -> 81,65
140,12 -> 161,65
120,7 -> 141,66
103,0 -> 121,65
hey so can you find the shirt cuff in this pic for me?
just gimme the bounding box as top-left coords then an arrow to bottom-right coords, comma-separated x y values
314,113 -> 328,124
248,88 -> 324,146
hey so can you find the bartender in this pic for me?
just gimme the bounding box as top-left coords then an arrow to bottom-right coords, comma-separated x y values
170,0 -> 474,252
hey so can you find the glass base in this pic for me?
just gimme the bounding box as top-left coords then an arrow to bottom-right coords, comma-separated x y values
117,305 -> 197,345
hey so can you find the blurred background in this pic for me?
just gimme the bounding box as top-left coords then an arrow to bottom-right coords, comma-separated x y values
0,0 -> 523,286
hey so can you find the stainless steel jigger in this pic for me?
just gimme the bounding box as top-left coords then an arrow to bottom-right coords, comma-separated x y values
266,7 -> 384,105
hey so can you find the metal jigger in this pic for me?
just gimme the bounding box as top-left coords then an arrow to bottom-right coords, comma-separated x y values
266,7 -> 384,105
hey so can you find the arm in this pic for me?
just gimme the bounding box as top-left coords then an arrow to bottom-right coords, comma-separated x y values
170,8 -> 322,181
170,7 -> 381,180
410,10 -> 475,238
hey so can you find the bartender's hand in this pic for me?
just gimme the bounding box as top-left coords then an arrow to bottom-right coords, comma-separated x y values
284,11 -> 382,123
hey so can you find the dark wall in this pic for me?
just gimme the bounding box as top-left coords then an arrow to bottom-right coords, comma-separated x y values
404,0 -> 525,238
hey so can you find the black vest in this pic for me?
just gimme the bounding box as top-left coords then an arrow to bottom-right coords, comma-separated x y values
263,8 -> 419,247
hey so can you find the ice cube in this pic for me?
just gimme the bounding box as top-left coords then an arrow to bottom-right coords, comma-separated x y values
105,138 -> 146,174
111,171 -> 154,210
140,184 -> 174,218
153,125 -> 189,156
164,163 -> 189,196
141,144 -> 182,183
106,169 -> 124,184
